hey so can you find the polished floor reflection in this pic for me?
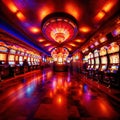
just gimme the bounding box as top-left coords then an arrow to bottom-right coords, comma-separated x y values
0,69 -> 120,120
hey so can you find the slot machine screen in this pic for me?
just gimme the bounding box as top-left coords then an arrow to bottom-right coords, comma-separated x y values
19,56 -> 23,65
95,58 -> 99,64
91,65 -> 94,68
101,56 -> 107,64
28,61 -> 31,65
28,57 -> 30,61
95,65 -> 99,69
15,56 -> 18,61
19,56 -> 23,61
110,54 -> 119,64
8,55 -> 15,65
19,62 -> 23,65
91,59 -> 94,64
111,66 -> 119,71
24,56 -> 27,59
0,53 -> 6,61
87,65 -> 90,69
31,58 -> 33,61
88,59 -> 90,64
102,65 -> 107,71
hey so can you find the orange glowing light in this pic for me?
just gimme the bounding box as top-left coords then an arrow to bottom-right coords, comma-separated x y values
3,0 -> 18,13
39,6 -> 53,20
67,47 -> 72,51
65,3 -> 80,20
49,91 -> 53,98
16,11 -> 25,21
44,43 -> 51,47
103,1 -> 116,12
95,11 -> 105,21
57,96 -> 62,104
79,26 -> 91,33
100,37 -> 107,43
75,39 -> 82,42
69,43 -> 76,47
38,38 -> 45,42
29,27 -> 40,33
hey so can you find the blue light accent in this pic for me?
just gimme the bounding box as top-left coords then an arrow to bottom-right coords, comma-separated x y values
0,19 -> 49,55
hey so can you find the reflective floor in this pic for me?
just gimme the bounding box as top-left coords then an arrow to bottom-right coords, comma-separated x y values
0,69 -> 120,120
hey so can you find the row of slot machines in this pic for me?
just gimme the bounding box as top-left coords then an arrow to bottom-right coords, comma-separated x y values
0,42 -> 41,81
85,42 -> 120,88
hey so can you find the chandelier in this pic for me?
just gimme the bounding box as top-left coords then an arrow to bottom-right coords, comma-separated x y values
42,13 -> 78,44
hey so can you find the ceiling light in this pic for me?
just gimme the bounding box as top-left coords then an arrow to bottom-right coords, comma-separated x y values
69,43 -> 76,47
38,38 -> 45,42
42,13 -> 78,44
79,26 -> 91,33
29,27 -> 40,33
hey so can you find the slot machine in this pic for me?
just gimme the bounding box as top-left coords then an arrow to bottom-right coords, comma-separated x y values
31,56 -> 34,70
19,52 -> 24,73
94,50 -> 100,70
98,46 -> 108,82
86,52 -> 93,77
105,42 -> 120,87
0,42 -> 9,80
15,50 -> 21,75
33,57 -> 36,69
86,52 -> 91,70
89,52 -> 95,77
8,48 -> 16,76
34,57 -> 38,69
93,50 -> 100,80
23,52 -> 29,73
90,53 -> 94,70
28,55 -> 32,71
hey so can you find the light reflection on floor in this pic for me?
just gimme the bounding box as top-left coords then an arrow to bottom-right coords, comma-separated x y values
0,69 -> 120,120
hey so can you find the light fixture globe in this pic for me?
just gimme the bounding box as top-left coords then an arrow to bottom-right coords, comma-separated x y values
42,13 -> 78,44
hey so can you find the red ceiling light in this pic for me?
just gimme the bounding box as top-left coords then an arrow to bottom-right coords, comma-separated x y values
42,14 -> 78,44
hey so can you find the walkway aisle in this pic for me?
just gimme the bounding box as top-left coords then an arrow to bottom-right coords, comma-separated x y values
0,69 -> 120,120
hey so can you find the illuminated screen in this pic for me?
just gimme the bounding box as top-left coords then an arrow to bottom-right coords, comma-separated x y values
95,58 -> 99,64
9,55 -> 14,61
19,61 -> 23,65
0,46 -> 7,52
111,65 -> 119,70
10,49 -> 16,54
91,65 -> 94,68
31,58 -> 33,61
17,51 -> 20,54
24,56 -> 27,59
110,54 -> 119,64
19,56 -> 23,61
21,52 -> 24,55
91,59 -> 94,64
102,65 -> 107,70
95,65 -> 99,69
28,61 -> 31,65
28,57 -> 30,61
87,65 -> 90,68
88,59 -> 90,64
9,61 -> 15,65
101,56 -> 107,64
15,56 -> 18,61
94,51 -> 99,57
0,53 -> 6,61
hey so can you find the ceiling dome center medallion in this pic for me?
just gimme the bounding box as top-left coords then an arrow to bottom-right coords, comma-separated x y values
42,13 -> 78,44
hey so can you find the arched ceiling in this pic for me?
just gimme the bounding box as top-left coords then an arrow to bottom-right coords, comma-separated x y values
0,0 -> 120,55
